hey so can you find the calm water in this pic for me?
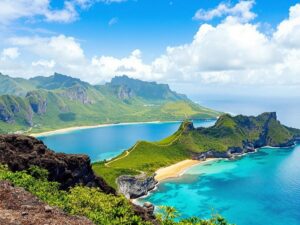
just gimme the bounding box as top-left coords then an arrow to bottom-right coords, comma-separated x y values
38,120 -> 215,162
138,145 -> 300,225
38,97 -> 300,224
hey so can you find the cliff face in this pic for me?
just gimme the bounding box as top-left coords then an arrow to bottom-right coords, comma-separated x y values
0,95 -> 33,126
0,135 -> 115,194
62,86 -> 93,104
26,91 -> 47,115
117,174 -> 158,199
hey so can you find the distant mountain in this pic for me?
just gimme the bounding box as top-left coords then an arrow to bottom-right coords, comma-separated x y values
107,75 -> 187,101
0,73 -> 35,96
0,73 -> 220,134
94,112 -> 300,198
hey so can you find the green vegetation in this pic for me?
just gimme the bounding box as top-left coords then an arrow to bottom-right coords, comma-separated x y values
157,206 -> 231,225
0,165 -> 230,225
93,113 -> 300,188
0,73 -> 220,134
0,165 -> 149,225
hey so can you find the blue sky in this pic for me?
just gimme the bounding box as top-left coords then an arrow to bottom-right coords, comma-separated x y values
1,0 -> 300,97
11,0 -> 299,60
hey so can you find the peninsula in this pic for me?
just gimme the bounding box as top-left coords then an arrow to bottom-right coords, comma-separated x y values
93,112 -> 300,198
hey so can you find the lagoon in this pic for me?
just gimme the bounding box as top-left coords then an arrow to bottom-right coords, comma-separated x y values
138,145 -> 300,225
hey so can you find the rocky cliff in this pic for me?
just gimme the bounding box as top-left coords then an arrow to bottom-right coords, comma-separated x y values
117,174 -> 158,199
0,135 -> 115,194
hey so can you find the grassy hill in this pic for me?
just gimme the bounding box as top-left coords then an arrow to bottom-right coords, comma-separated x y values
93,112 -> 300,188
0,73 -> 220,134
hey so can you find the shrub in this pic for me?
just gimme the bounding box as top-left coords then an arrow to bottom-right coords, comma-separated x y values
0,165 -> 231,225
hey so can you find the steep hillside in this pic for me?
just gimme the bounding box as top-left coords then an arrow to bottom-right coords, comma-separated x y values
0,73 -> 35,96
0,73 -> 220,134
93,112 -> 300,197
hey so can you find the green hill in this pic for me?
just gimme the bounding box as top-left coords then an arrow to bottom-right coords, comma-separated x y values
93,112 -> 300,189
0,73 -> 35,96
0,73 -> 220,134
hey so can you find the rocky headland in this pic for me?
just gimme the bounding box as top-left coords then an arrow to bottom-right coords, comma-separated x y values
107,112 -> 300,199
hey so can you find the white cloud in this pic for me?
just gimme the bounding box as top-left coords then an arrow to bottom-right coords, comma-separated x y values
0,0 -> 128,24
1,47 -> 20,60
1,1 -> 300,93
91,49 -> 152,81
44,1 -> 78,23
9,35 -> 85,63
193,0 -> 256,23
274,4 -> 300,49
0,0 -> 77,24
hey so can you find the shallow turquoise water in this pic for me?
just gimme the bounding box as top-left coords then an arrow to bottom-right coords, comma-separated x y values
138,145 -> 300,225
38,120 -> 215,162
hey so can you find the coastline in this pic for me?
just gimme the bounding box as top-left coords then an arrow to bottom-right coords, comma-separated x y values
29,120 -> 180,137
154,158 -> 219,182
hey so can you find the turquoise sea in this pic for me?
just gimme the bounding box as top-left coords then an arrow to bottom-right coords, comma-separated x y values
138,145 -> 300,225
38,97 -> 300,225
38,120 -> 215,162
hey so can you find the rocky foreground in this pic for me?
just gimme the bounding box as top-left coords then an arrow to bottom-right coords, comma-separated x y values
0,134 -> 157,224
0,180 -> 94,225
0,134 -> 115,193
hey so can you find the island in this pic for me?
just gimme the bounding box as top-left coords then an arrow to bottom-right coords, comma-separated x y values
93,112 -> 300,199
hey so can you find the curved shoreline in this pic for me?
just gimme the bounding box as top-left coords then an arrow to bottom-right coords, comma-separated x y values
29,120 -> 181,137
135,142 -> 300,202
154,158 -> 219,182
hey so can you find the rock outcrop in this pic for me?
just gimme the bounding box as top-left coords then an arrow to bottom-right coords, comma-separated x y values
26,91 -> 47,115
116,85 -> 135,100
62,86 -> 93,104
132,202 -> 158,225
0,135 -> 115,194
0,95 -> 33,126
117,174 -> 158,199
0,180 -> 95,225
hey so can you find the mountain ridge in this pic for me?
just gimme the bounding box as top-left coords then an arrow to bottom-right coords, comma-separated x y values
0,72 -> 220,134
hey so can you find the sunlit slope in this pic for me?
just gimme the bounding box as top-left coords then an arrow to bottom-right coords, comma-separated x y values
93,112 -> 300,188
0,73 -> 220,134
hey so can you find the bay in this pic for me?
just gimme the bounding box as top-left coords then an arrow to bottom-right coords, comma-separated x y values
38,120 -> 215,162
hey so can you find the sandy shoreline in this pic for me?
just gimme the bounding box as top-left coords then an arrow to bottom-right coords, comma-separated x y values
155,158 -> 218,182
29,120 -> 179,137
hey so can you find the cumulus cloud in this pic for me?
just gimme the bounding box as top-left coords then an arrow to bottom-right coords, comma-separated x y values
91,49 -> 152,81
9,35 -> 85,63
274,4 -> 300,49
1,1 -> 300,91
193,0 -> 256,23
